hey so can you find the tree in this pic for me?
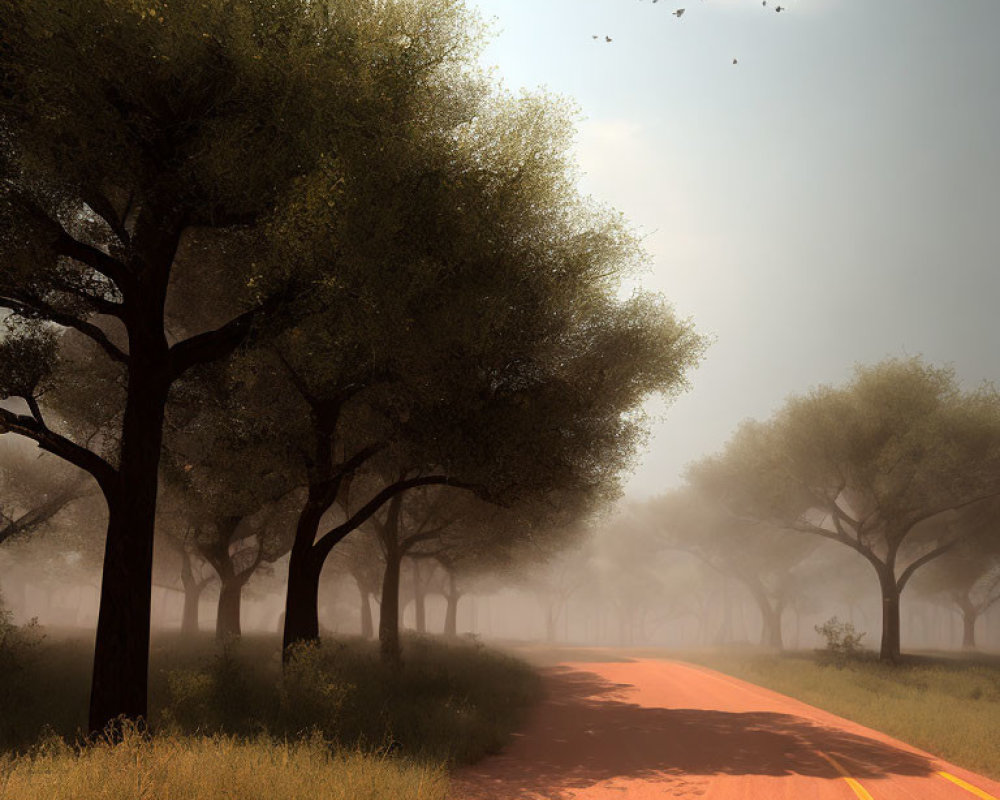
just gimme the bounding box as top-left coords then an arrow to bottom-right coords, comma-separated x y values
328,529 -> 383,639
1,0 -> 702,728
912,499 -> 1000,650
2,0 -> 466,731
160,374 -> 299,640
244,81 -> 704,655
0,441 -> 90,548
691,359 -> 1000,662
649,489 -> 819,650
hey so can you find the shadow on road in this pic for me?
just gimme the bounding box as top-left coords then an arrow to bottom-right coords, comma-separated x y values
454,666 -> 936,799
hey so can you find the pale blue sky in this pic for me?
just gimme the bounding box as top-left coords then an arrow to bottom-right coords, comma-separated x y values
470,0 -> 1000,497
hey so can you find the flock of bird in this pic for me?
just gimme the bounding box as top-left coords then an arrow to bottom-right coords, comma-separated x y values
592,0 -> 786,62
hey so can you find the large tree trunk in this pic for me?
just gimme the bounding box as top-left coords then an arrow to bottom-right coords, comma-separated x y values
378,496 -> 404,667
282,503 -> 327,654
283,546 -> 324,653
379,548 -> 403,666
88,357 -> 169,735
877,565 -> 902,662
216,575 -> 245,640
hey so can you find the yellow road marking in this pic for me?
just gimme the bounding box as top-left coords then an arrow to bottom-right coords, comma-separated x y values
937,771 -> 999,800
816,751 -> 875,800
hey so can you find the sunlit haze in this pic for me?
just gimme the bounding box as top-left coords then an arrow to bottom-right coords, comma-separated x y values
471,0 -> 1000,498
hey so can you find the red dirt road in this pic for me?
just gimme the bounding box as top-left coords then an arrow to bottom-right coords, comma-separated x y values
451,658 -> 1000,800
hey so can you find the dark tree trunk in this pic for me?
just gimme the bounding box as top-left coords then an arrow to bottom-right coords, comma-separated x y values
282,501 -> 328,654
179,550 -> 208,636
873,559 -> 902,663
88,357 -> 170,735
377,495 -> 404,667
379,548 -> 403,666
283,546 -> 324,653
955,594 -> 978,650
412,561 -> 427,635
216,576 -> 245,640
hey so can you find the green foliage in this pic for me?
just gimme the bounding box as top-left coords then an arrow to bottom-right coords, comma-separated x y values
149,634 -> 541,764
0,597 -> 43,745
813,616 -> 867,666
0,324 -> 57,403
278,643 -> 354,737
160,641 -> 264,734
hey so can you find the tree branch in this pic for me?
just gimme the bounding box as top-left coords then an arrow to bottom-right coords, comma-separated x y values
315,476 -> 476,562
168,299 -> 279,378
897,538 -> 961,591
8,191 -> 132,290
0,295 -> 129,364
0,408 -> 117,497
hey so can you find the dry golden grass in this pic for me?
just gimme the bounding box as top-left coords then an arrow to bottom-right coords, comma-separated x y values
0,727 -> 448,800
679,649 -> 1000,779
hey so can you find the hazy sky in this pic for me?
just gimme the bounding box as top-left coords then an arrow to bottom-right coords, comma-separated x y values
469,0 -> 1000,498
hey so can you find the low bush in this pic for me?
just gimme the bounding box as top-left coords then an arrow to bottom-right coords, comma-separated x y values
2,630 -> 541,767
814,616 -> 869,666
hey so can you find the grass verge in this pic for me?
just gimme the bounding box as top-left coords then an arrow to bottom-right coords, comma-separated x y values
0,628 -> 542,799
678,649 -> 1000,779
0,726 -> 447,800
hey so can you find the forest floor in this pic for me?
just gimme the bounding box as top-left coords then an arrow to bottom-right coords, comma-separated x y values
451,655 -> 1000,800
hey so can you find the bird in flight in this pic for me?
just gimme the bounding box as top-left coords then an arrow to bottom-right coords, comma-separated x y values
673,8 -> 685,17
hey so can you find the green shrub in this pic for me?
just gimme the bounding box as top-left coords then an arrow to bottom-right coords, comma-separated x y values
814,616 -> 867,666
278,642 -> 354,738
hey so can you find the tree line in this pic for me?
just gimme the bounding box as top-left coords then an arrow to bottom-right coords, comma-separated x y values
0,0 -> 703,735
540,359 -> 999,660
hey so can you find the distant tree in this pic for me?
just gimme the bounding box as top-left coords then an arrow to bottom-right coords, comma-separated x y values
691,359 -> 1000,662
327,528 -> 383,640
650,489 -> 819,650
912,499 -> 1000,650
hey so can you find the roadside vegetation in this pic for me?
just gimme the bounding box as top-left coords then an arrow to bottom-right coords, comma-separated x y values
679,648 -> 1000,780
0,729 -> 447,800
0,625 -> 540,798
